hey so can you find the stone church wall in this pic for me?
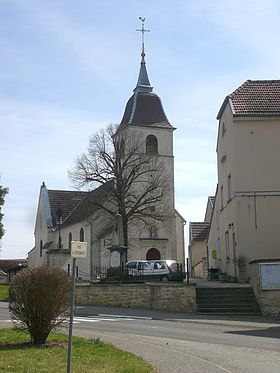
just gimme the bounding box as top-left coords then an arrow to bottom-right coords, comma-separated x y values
75,283 -> 196,313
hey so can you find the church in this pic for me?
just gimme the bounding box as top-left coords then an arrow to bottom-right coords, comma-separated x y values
28,31 -> 186,280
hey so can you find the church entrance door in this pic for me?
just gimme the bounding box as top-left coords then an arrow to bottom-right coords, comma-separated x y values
146,248 -> 161,260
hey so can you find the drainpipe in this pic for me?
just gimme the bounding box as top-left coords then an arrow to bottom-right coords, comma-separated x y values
182,220 -> 186,271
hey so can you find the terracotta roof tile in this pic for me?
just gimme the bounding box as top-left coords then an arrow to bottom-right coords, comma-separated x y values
218,80 -> 280,119
190,222 -> 210,242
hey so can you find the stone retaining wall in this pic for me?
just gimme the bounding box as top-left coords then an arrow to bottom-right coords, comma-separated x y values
75,282 -> 196,313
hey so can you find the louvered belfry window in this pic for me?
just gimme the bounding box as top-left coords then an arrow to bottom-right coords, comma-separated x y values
146,135 -> 158,154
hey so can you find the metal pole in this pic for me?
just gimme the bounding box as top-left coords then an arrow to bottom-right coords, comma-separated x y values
67,257 -> 76,373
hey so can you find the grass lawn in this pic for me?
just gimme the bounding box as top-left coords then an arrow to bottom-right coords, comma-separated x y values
0,284 -> 9,301
0,328 -> 156,373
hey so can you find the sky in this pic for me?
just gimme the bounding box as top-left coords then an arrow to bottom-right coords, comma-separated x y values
1,0 -> 280,259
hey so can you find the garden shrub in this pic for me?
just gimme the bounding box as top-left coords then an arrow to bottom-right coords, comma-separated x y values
9,266 -> 70,345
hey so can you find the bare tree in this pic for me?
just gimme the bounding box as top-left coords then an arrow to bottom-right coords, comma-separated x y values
69,124 -> 171,247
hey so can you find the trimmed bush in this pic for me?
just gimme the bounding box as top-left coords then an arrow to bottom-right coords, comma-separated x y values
9,266 -> 70,345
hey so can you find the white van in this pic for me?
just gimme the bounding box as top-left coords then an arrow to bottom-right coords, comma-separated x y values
126,260 -> 184,282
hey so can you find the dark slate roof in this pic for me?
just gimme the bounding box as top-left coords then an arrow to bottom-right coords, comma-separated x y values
135,51 -> 153,92
217,80 -> 280,119
0,259 -> 28,273
61,181 -> 114,227
48,190 -> 87,226
120,91 -> 173,129
118,49 -> 173,130
190,222 -> 210,242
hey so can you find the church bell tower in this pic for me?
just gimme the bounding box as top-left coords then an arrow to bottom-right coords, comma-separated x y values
118,18 -> 177,261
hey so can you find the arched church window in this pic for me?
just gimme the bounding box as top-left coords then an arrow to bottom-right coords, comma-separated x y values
80,228 -> 84,242
146,135 -> 158,154
68,232 -> 72,250
40,240 -> 43,257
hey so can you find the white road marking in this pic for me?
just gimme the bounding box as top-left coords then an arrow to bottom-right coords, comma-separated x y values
99,313 -> 152,320
1,315 -> 140,325
67,315 -> 137,324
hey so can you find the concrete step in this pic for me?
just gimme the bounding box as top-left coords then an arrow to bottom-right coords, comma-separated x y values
196,288 -> 254,293
196,286 -> 261,315
196,294 -> 257,300
197,309 -> 260,314
197,300 -> 260,306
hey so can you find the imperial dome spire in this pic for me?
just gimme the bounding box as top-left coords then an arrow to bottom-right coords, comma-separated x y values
135,17 -> 153,93
119,18 -> 173,129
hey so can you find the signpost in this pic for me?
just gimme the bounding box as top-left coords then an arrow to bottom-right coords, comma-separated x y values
67,241 -> 87,373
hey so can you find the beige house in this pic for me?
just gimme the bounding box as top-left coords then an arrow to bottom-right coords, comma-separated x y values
208,80 -> 280,282
29,47 -> 186,278
188,196 -> 214,278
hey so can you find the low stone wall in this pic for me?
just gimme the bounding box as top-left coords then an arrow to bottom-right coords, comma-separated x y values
250,259 -> 280,316
75,282 -> 196,313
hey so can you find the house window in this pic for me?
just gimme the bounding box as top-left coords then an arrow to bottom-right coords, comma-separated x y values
225,231 -> 230,262
146,135 -> 158,154
220,185 -> 224,209
68,232 -> 72,250
222,122 -> 226,137
40,240 -> 43,257
227,174 -> 232,201
79,228 -> 84,242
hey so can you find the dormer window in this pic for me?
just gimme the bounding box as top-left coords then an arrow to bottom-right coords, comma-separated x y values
146,135 -> 158,154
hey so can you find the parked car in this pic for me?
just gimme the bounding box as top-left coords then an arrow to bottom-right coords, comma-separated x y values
126,260 -> 184,282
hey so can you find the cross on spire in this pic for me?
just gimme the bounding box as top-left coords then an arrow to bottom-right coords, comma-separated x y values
136,17 -> 150,57
134,17 -> 153,93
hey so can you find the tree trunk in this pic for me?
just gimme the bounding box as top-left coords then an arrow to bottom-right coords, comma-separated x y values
122,216 -> 128,247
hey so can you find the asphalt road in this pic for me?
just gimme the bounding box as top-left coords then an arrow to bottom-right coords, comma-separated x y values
1,302 -> 280,373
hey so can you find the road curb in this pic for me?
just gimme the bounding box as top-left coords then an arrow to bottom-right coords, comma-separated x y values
161,317 -> 280,329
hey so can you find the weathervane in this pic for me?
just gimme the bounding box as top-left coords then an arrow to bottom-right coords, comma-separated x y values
136,17 -> 150,56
